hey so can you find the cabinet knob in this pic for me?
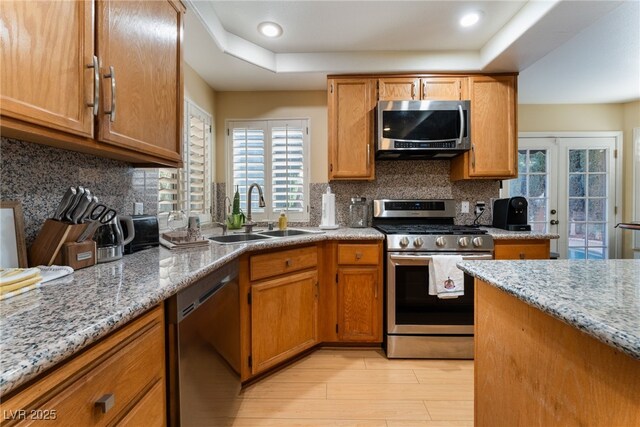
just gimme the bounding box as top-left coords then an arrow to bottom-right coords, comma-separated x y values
355,252 -> 363,260
519,253 -> 525,260
285,259 -> 292,267
95,393 -> 115,414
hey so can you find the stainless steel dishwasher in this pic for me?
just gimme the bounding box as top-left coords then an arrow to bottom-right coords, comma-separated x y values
166,261 -> 241,426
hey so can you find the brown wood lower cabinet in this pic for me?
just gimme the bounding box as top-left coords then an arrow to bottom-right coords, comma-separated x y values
0,306 -> 166,427
240,241 -> 383,382
475,279 -> 639,426
251,270 -> 319,376
493,239 -> 551,260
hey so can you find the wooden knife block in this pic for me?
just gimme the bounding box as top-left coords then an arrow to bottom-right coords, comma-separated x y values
28,220 -> 94,268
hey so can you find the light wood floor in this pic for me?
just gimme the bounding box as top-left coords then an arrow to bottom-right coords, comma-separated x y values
209,348 -> 474,426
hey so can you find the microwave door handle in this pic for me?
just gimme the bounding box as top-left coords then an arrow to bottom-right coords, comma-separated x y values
458,105 -> 465,145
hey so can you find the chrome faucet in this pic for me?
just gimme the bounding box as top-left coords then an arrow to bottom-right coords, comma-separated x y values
243,183 -> 266,233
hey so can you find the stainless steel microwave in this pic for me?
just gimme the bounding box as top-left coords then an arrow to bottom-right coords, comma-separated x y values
376,100 -> 471,159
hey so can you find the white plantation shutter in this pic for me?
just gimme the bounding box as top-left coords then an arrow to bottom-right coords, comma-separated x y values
228,119 -> 309,222
158,99 -> 212,222
232,123 -> 266,214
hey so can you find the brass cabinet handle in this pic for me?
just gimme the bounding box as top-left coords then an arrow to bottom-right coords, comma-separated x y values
104,66 -> 116,122
411,82 -> 416,99
95,393 -> 115,414
285,259 -> 292,267
86,55 -> 99,116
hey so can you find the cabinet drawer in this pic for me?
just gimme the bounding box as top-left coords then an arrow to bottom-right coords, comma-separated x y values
115,379 -> 165,426
1,306 -> 165,427
494,239 -> 550,260
250,246 -> 318,281
337,244 -> 380,265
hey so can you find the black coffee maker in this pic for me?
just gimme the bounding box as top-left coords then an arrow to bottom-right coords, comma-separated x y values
492,197 -> 531,231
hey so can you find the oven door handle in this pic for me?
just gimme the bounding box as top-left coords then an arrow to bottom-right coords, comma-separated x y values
389,253 -> 493,263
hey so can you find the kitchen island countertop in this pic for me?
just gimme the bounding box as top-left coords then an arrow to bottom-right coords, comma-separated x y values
457,259 -> 640,359
481,226 -> 559,240
0,227 -> 383,395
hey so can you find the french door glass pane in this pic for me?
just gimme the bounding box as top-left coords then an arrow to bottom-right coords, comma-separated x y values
566,149 -> 609,259
509,149 -> 549,232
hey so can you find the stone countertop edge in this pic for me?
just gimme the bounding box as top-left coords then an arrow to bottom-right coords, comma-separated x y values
457,259 -> 640,360
0,227 -> 384,396
481,227 -> 560,240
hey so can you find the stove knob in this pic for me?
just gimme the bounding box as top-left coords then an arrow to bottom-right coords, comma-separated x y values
472,237 -> 484,247
399,237 -> 410,248
458,237 -> 470,247
413,237 -> 424,248
435,237 -> 446,247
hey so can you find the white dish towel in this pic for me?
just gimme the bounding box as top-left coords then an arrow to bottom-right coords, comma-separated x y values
428,255 -> 464,299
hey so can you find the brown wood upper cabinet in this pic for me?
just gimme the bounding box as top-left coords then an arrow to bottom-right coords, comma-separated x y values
450,75 -> 517,180
328,73 -> 516,181
378,77 -> 467,101
327,78 -> 376,180
0,0 -> 184,167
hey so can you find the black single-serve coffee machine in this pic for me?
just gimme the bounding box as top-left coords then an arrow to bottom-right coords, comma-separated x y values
492,197 -> 531,231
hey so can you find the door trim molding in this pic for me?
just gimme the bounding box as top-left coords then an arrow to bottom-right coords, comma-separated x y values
519,131 -> 624,259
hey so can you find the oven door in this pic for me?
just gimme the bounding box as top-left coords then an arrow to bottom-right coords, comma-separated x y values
387,252 -> 492,335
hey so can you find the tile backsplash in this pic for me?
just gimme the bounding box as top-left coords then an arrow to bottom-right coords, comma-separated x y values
215,160 -> 500,226
0,137 -> 158,246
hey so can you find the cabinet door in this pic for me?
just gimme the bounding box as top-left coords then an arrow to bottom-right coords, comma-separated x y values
96,0 -> 182,163
494,239 -> 550,260
379,77 -> 420,100
421,77 -> 467,100
328,78 -> 376,180
251,270 -> 318,375
337,266 -> 381,342
451,75 -> 517,180
0,1 -> 94,137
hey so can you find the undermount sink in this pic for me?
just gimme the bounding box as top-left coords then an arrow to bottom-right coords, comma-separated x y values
257,229 -> 315,237
209,234 -> 272,244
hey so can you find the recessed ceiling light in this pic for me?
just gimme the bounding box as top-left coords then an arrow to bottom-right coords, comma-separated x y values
258,21 -> 283,38
460,11 -> 482,28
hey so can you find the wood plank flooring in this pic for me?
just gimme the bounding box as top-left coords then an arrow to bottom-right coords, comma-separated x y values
209,348 -> 473,426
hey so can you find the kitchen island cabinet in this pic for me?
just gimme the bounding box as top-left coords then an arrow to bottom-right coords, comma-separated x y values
458,259 -> 640,426
0,0 -> 184,167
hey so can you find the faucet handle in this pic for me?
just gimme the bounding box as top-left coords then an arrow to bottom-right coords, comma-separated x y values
214,222 -> 228,235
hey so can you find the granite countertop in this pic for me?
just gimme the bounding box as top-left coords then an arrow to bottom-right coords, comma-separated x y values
481,227 -> 559,240
0,227 -> 383,395
458,259 -> 640,359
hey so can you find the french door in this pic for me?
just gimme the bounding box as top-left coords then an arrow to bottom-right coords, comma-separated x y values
507,133 -> 621,259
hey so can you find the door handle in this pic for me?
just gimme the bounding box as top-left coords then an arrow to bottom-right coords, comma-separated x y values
104,66 -> 116,122
550,220 -> 559,225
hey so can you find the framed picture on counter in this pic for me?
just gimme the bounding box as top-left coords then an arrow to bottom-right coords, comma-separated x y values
0,201 -> 28,268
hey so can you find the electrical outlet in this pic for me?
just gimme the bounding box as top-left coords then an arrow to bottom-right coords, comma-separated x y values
461,201 -> 470,214
134,202 -> 144,215
475,201 -> 486,215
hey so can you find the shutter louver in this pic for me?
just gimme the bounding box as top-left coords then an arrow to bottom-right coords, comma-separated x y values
232,126 -> 266,213
272,125 -> 305,214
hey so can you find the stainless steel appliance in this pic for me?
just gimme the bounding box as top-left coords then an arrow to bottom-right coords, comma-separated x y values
372,199 -> 493,359
376,100 -> 471,159
123,214 -> 159,254
166,261 -> 241,426
94,215 -> 135,263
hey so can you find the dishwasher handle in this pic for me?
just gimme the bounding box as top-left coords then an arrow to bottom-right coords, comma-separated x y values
170,261 -> 239,324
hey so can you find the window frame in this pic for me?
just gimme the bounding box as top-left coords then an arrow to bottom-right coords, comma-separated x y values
158,98 -> 213,228
225,118 -> 310,223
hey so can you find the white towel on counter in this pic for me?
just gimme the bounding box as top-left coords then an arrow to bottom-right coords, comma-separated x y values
428,255 -> 464,299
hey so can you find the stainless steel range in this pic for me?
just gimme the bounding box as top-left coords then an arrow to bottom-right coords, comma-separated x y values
373,199 -> 494,359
